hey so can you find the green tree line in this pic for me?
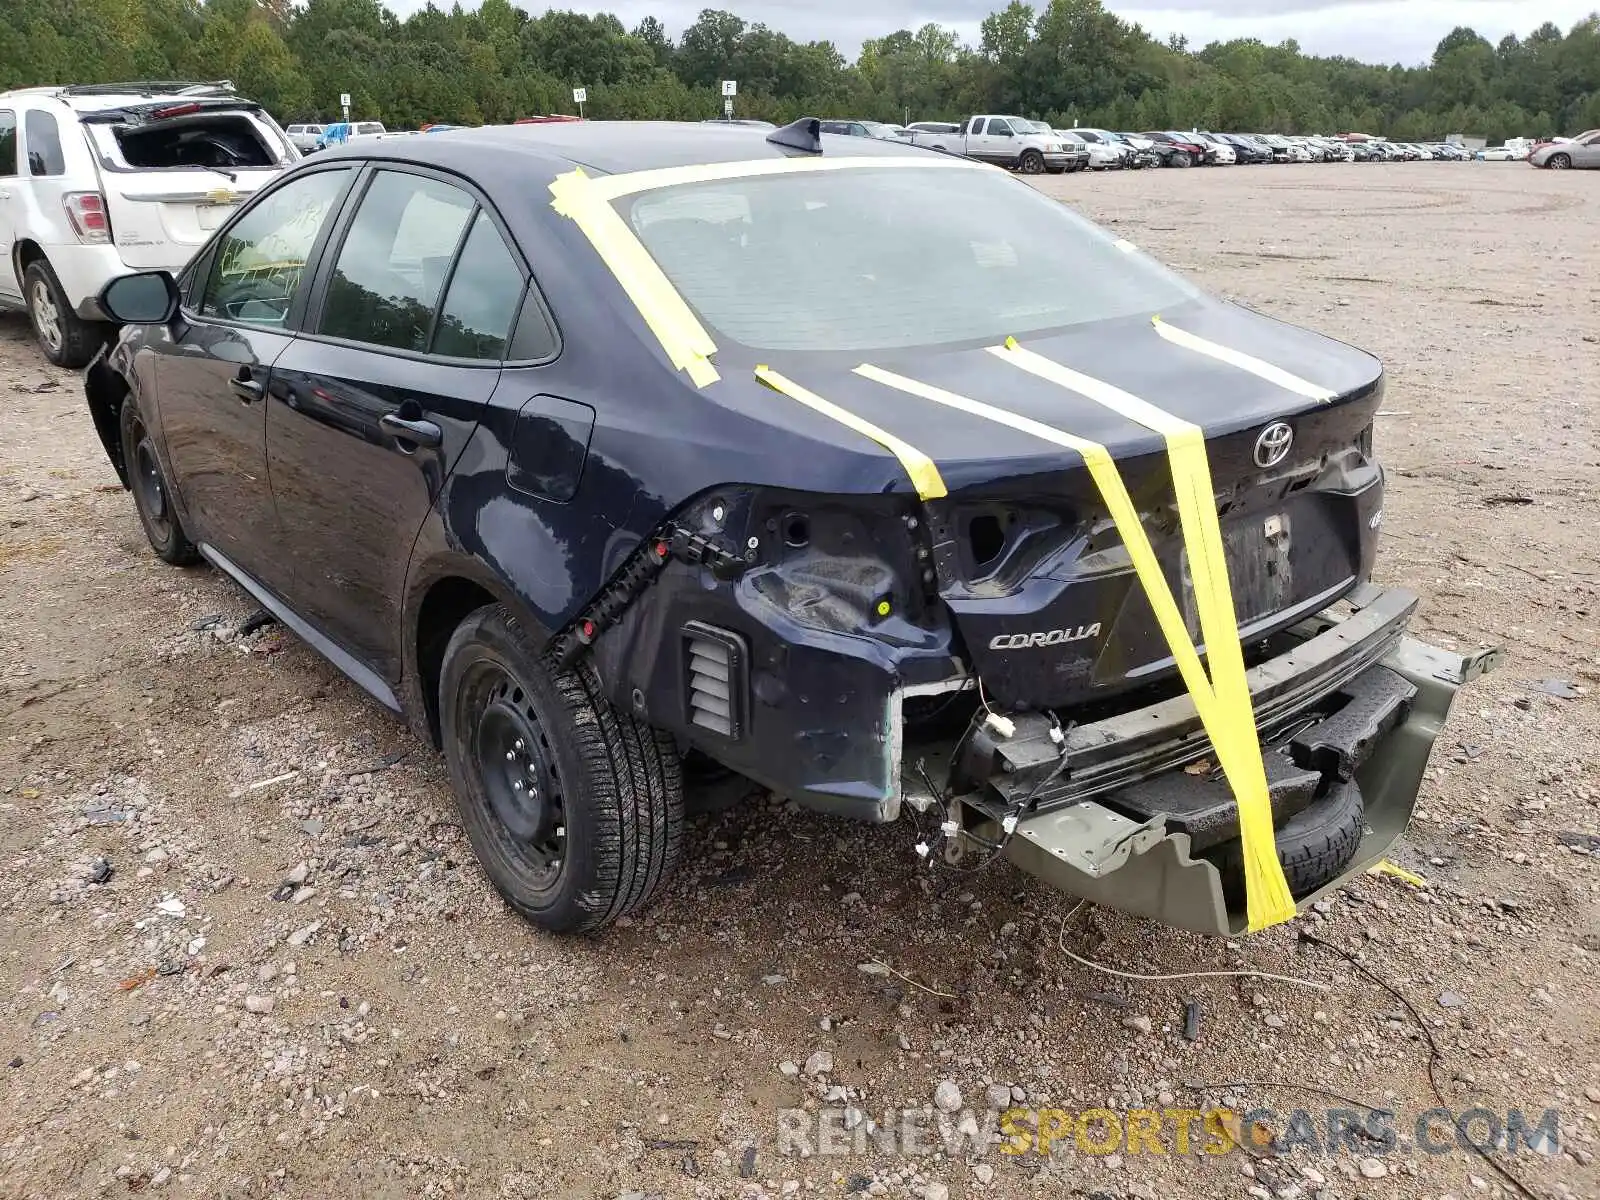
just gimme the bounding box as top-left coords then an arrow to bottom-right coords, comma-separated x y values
4,0 -> 1599,140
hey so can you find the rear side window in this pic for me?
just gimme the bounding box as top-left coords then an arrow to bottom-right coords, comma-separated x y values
318,170 -> 474,353
199,168 -> 352,326
0,111 -> 16,176
24,110 -> 65,176
356,123 -> 384,136
432,212 -> 525,360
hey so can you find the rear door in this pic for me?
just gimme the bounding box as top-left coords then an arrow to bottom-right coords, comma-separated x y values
81,101 -> 296,272
0,109 -> 19,300
154,164 -> 357,592
266,165 -> 532,681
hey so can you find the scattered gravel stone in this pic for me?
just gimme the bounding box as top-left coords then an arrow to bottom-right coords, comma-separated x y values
1437,991 -> 1465,1008
934,1079 -> 962,1112
1358,1157 -> 1388,1179
1122,1015 -> 1154,1035
243,995 -> 275,1014
778,1061 -> 800,1078
985,1083 -> 1013,1110
803,1050 -> 833,1077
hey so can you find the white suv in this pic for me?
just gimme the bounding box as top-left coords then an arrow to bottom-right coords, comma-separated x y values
0,81 -> 298,366
284,123 -> 325,153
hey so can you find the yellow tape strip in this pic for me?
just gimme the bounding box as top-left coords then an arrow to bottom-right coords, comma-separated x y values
755,366 -> 947,501
1369,860 -> 1428,888
548,167 -> 719,387
977,340 -> 1295,931
1151,315 -> 1336,402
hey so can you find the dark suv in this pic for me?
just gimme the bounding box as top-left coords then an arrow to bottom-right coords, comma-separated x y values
84,120 -> 1491,938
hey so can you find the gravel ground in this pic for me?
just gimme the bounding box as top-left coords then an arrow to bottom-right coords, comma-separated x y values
1,162 -> 1597,1200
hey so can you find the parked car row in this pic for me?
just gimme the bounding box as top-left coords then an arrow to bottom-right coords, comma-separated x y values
816,117 -> 1524,172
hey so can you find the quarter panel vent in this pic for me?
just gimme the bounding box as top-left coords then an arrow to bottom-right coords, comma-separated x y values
683,622 -> 747,740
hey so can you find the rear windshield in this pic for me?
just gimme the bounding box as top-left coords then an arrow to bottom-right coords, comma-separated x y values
88,111 -> 292,171
619,166 -> 1200,355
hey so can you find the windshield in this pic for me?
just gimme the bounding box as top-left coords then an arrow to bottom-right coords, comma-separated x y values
620,166 -> 1201,355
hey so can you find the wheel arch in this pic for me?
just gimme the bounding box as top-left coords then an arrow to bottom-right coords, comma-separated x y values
85,353 -> 132,487
14,237 -> 47,276
402,551 -> 557,751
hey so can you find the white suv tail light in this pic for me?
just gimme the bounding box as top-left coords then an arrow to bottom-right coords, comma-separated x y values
63,192 -> 111,244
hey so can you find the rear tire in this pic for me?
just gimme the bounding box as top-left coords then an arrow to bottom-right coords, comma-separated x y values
1210,778 -> 1365,908
120,397 -> 200,566
24,259 -> 105,369
439,606 -> 684,934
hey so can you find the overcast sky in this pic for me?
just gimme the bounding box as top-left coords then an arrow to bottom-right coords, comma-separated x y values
413,0 -> 1597,65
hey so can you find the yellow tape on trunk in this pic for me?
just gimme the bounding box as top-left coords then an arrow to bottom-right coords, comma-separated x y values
549,167 -> 720,387
755,366 -> 947,500
859,353 -> 1295,932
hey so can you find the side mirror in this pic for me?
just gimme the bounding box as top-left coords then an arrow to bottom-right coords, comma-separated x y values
99,271 -> 180,325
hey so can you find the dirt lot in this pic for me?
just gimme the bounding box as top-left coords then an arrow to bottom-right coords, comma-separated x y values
2,163 -> 1598,1200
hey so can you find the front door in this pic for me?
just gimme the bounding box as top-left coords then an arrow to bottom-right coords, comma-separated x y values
970,118 -> 1016,165
268,167 -> 528,681
154,165 -> 355,589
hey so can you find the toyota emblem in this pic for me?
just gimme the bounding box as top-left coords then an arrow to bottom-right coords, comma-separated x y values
1253,422 -> 1294,468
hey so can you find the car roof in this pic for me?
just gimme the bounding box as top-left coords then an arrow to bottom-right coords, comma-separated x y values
313,119 -> 936,178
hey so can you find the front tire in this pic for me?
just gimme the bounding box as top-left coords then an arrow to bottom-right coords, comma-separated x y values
1018,149 -> 1045,175
1172,152 -> 1192,168
439,606 -> 683,934
120,397 -> 199,566
1548,154 -> 1571,170
24,259 -> 105,369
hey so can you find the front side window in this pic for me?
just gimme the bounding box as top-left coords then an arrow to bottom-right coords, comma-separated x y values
199,167 -> 352,326
24,110 -> 65,176
622,166 -> 1201,355
0,111 -> 16,177
318,170 -> 475,353
985,119 -> 1013,136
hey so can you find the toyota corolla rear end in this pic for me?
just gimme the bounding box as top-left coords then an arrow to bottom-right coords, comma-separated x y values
574,143 -> 1495,936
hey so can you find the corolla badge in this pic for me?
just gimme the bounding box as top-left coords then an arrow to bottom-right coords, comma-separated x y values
989,625 -> 1102,650
1253,421 -> 1294,468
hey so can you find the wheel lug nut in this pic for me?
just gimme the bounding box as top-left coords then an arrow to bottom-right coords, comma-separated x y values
514,739 -> 525,751
512,780 -> 523,791
504,750 -> 514,761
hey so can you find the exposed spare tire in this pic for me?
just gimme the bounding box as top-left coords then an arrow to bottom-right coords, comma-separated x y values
1209,778 -> 1365,909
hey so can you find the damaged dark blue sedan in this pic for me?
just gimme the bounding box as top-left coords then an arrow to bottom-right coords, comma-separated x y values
83,119 -> 1497,936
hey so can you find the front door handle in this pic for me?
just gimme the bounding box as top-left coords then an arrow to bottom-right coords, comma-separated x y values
229,376 -> 263,402
379,412 -> 443,450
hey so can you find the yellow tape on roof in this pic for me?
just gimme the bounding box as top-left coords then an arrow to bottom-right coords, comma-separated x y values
549,167 -> 720,387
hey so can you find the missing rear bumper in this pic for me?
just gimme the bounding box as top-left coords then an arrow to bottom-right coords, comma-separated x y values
990,633 -> 1495,936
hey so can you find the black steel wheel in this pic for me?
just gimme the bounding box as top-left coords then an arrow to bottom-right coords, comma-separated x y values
119,397 -> 199,565
1018,149 -> 1045,174
439,605 -> 683,933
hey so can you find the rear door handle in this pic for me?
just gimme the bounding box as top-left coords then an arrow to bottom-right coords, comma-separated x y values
379,413 -> 443,450
229,377 -> 263,402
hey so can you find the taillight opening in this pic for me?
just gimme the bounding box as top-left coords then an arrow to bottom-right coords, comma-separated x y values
63,193 -> 111,244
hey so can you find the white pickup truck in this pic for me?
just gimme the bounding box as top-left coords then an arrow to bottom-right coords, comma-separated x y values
909,115 -> 1075,174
